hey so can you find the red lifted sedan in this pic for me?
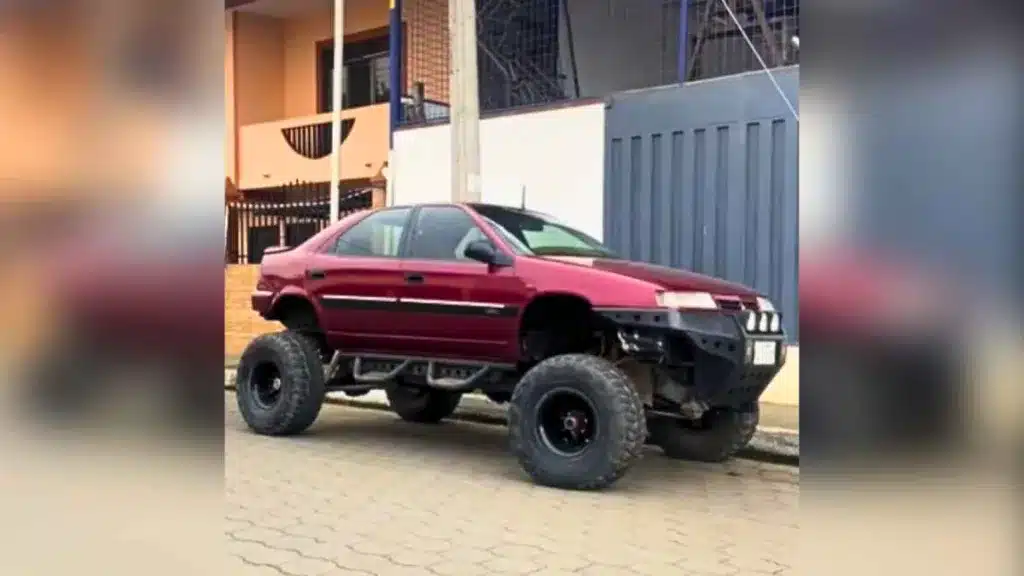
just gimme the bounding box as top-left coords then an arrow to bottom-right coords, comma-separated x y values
237,202 -> 787,490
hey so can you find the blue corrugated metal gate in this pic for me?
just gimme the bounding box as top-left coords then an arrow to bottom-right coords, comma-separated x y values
604,67 -> 799,339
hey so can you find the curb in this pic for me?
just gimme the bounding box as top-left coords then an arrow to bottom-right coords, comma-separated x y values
224,368 -> 799,466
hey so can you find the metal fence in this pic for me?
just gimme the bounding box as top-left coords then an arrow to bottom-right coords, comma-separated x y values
225,182 -> 373,264
400,0 -> 799,127
677,0 -> 800,81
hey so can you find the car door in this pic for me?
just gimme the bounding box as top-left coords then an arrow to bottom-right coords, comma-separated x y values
396,205 -> 530,362
305,207 -> 412,354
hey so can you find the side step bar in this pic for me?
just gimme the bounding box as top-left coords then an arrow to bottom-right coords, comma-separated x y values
351,357 -> 411,383
426,362 -> 490,390
344,355 -> 513,391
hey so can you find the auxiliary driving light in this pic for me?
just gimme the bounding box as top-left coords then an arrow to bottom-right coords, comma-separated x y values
745,312 -> 758,331
759,313 -> 770,332
769,313 -> 781,332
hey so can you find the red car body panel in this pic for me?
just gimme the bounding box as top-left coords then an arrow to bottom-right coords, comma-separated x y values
800,248 -> 954,339
540,257 -> 760,298
254,204 -> 773,365
395,257 -> 529,361
45,223 -> 224,356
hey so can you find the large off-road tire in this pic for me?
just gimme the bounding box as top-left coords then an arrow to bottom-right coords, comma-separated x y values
649,404 -> 759,462
235,330 -> 326,436
509,354 -> 646,490
385,385 -> 462,423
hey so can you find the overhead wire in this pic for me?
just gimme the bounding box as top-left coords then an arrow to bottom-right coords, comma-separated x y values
717,0 -> 800,122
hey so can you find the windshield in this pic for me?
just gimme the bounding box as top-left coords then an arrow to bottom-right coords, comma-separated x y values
470,204 -> 617,258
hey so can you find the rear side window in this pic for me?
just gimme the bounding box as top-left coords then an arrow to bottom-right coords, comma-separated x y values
330,208 -> 410,257
407,206 -> 487,261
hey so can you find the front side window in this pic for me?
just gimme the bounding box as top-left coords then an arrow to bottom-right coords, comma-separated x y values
407,206 -> 489,261
330,208 -> 410,257
470,204 -> 616,258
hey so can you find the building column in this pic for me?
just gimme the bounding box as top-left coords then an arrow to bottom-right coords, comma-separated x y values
449,0 -> 482,203
329,0 -> 346,222
387,0 -> 403,206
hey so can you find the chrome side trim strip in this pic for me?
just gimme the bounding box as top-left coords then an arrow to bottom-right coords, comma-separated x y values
400,298 -> 506,309
321,294 -> 397,302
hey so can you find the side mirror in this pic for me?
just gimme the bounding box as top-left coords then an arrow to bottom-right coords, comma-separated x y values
464,239 -> 511,267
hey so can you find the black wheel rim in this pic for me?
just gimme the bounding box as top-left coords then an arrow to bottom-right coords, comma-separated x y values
536,387 -> 598,457
250,362 -> 283,409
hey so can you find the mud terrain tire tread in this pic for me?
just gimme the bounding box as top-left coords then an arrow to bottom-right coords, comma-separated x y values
235,330 -> 326,436
385,386 -> 462,423
650,404 -> 759,463
509,354 -> 646,490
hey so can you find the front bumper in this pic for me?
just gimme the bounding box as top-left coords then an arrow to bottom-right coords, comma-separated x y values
596,307 -> 787,408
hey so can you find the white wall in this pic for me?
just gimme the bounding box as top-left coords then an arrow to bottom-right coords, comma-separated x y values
391,101 -> 607,241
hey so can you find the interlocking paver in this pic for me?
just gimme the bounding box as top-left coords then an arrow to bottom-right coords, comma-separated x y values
279,556 -> 344,576
226,393 -> 798,575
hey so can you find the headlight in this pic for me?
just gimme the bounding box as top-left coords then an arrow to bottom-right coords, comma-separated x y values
757,297 -> 775,312
656,291 -> 717,310
769,313 -> 781,332
758,313 -> 770,332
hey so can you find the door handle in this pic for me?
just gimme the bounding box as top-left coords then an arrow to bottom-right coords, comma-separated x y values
405,273 -> 425,284
308,268 -> 326,280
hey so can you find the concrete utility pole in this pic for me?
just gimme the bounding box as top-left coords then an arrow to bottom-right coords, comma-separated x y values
448,0 -> 482,202
329,0 -> 345,222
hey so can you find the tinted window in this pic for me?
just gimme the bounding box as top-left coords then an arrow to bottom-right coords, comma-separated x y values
330,208 -> 410,257
407,206 -> 489,261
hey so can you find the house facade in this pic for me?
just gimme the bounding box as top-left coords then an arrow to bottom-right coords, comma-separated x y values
224,0 -> 799,202
224,0 -> 445,200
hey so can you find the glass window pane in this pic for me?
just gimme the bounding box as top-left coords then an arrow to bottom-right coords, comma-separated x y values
472,204 -> 616,258
407,207 -> 483,261
372,56 -> 390,104
332,208 -> 410,258
324,65 -> 333,110
345,60 -> 371,108
320,37 -> 391,111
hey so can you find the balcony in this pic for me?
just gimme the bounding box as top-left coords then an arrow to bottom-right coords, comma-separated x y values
237,104 -> 389,190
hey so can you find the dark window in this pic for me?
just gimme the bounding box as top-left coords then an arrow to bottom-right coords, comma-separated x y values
318,34 -> 391,112
330,208 -> 410,258
407,206 -> 490,261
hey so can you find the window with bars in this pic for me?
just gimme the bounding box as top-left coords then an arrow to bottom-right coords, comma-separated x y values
317,33 -> 391,112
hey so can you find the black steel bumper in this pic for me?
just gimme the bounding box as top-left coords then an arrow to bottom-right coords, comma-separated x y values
596,307 -> 788,408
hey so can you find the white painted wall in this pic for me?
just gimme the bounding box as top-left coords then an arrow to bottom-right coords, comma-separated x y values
391,101 -> 607,241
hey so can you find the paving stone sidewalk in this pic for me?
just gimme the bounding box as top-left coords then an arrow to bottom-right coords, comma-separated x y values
226,392 -> 799,576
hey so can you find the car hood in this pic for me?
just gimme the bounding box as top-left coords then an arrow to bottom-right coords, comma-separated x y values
543,257 -> 760,296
